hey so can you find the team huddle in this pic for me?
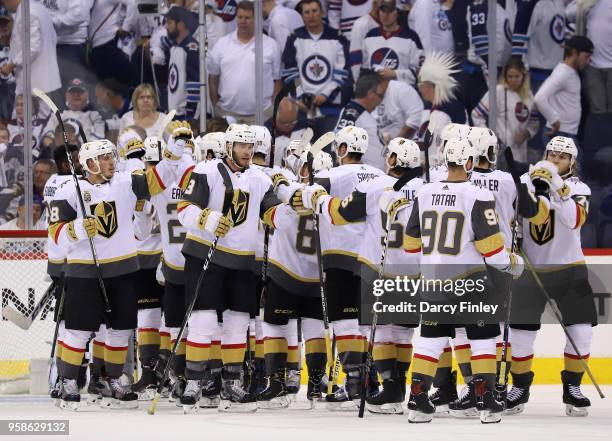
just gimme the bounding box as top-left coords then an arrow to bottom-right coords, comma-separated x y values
42,115 -> 596,424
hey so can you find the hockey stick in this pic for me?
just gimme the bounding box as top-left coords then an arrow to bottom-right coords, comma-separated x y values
148,162 -> 234,415
48,277 -> 66,390
422,114 -> 437,183
358,173 -> 413,418
495,147 -> 521,394
158,110 -> 177,140
1,282 -> 56,330
33,88 -> 111,313
503,148 -> 604,399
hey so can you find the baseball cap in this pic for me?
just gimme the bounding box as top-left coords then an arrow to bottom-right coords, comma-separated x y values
67,78 -> 87,92
565,36 -> 594,54
379,0 -> 397,11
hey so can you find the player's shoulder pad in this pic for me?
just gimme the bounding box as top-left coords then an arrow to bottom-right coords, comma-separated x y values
53,176 -> 76,199
469,181 -> 495,201
566,176 -> 591,196
192,159 -> 218,175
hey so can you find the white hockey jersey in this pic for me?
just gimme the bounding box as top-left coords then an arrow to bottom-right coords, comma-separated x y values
134,200 -> 163,270
373,80 -> 424,140
315,163 -> 384,271
408,0 -> 454,53
177,160 -> 282,271
43,173 -> 72,277
328,0 -> 373,38
512,0 -> 566,70
349,13 -> 379,80
470,167 -> 517,248
519,173 -> 589,269
361,27 -> 423,85
404,180 -> 512,282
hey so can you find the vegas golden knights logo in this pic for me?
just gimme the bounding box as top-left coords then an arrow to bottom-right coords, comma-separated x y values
89,201 -> 118,238
530,210 -> 555,245
228,190 -> 249,227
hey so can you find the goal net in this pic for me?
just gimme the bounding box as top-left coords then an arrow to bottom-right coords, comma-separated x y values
0,230 -> 54,394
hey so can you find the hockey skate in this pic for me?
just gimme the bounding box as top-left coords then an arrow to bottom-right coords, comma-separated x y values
366,377 -> 404,414
169,376 -> 186,405
562,370 -> 590,417
407,378 -> 435,423
449,379 -> 478,418
474,377 -> 503,424
429,371 -> 458,415
218,368 -> 257,413
86,374 -> 108,406
325,374 -> 361,411
306,369 -> 325,407
133,364 -> 159,401
504,371 -> 534,416
59,378 -> 80,411
286,369 -> 301,402
100,377 -> 138,409
180,379 -> 203,414
50,377 -> 62,406
199,371 -> 222,409
256,370 -> 290,409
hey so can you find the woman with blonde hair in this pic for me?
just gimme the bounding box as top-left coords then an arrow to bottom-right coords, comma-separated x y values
119,84 -> 167,136
472,58 -> 539,163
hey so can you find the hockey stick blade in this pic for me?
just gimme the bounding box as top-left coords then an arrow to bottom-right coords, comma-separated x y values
310,131 -> 335,156
158,110 -> 177,139
504,146 -> 521,186
300,127 -> 314,146
2,305 -> 34,330
33,88 -> 59,114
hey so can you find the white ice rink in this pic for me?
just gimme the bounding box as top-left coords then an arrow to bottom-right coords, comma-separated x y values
1,386 -> 611,441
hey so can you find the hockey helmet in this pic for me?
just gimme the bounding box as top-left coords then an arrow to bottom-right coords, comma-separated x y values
143,136 -> 165,163
440,123 -> 471,148
335,126 -> 369,158
225,124 -> 255,164
79,139 -> 118,177
386,137 -> 421,169
297,150 -> 333,180
443,137 -> 477,172
251,125 -> 272,157
468,126 -> 498,164
545,136 -> 578,162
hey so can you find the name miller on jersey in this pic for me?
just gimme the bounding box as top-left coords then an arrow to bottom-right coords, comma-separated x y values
472,177 -> 499,192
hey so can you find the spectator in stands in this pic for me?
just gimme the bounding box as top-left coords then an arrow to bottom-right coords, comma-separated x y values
567,0 -> 612,114
0,14 -> 15,121
89,0 -> 136,85
349,0 -> 380,81
328,0 -> 373,38
166,5 -> 200,122
264,97 -> 310,166
408,0 -> 454,54
0,125 -> 8,186
472,57 -> 539,163
512,0 -> 566,93
40,0 -> 93,89
209,1 -> 282,123
32,159 -> 55,200
0,194 -> 45,230
282,0 -> 351,131
534,36 -> 593,142
52,122 -> 80,152
52,141 -> 80,176
361,0 -> 423,86
119,84 -> 167,137
7,94 -> 55,162
95,78 -> 130,138
335,72 -> 387,169
49,79 -> 105,143
262,0 -> 302,52
373,79 -> 424,141
1,0 -> 61,100
206,116 -> 230,133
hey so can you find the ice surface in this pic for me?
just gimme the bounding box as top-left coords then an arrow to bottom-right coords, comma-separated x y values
0,386 -> 610,441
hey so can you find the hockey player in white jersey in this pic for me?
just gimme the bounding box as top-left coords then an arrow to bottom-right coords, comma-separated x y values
402,137 -> 523,424
507,136 -> 596,417
195,132 -> 226,162
428,122 -> 471,183
47,126 -> 192,410
257,149 -> 332,408
290,126 -> 384,410
177,124 -> 285,412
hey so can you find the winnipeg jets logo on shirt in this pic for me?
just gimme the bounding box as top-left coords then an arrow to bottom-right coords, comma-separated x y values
515,102 -> 529,123
169,63 -> 179,93
436,10 -> 451,31
302,55 -> 331,85
550,14 -> 565,44
217,0 -> 237,22
371,48 -> 399,71
347,0 -> 369,5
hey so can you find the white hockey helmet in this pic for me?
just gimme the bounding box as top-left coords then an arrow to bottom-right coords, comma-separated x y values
545,136 -> 578,163
117,128 -> 145,159
440,123 -> 471,148
79,139 -> 117,176
297,149 -> 333,180
468,126 -> 498,164
335,126 -> 369,157
143,136 -> 165,163
443,137 -> 477,172
386,137 -> 421,169
251,125 -> 272,157
200,132 -> 226,161
225,123 -> 255,163
285,138 -> 311,158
